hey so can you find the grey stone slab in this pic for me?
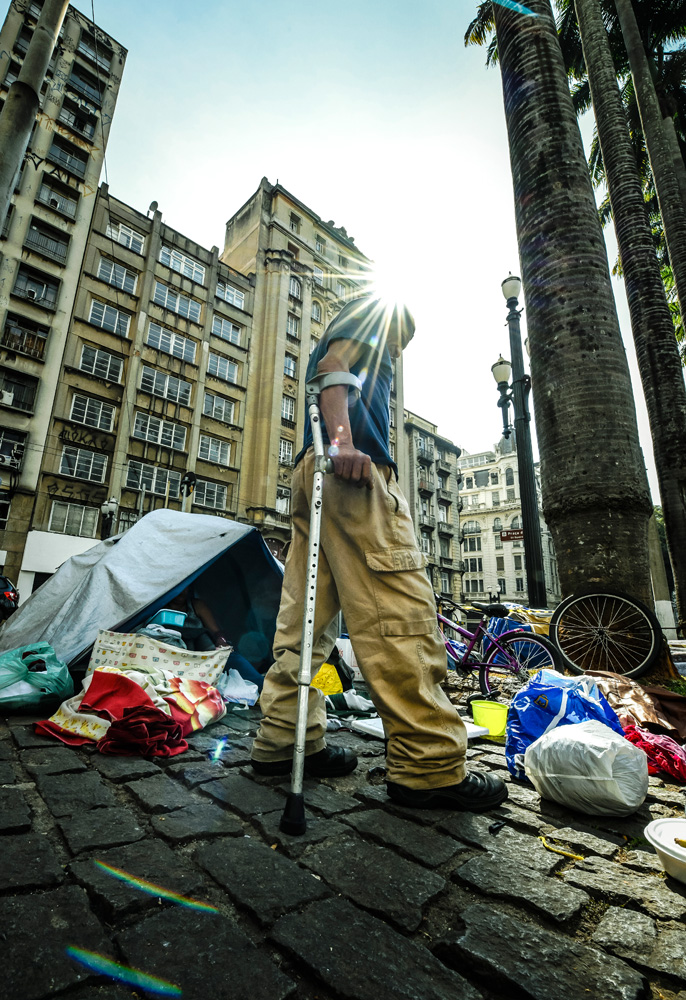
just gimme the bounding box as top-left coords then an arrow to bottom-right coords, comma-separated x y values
213,712 -> 255,734
165,760 -> 230,786
125,772 -> 196,813
197,836 -> 329,925
494,801 -> 547,833
593,906 -> 686,983
155,748 -> 206,764
293,780 -> 362,817
187,729 -> 252,753
58,805 -> 146,854
438,813 -> 560,873
151,802 -> 243,842
10,726 -> 67,749
646,785 -> 685,808
302,833 -> 445,931
20,746 -> 87,776
540,825 -> 621,859
253,811 -> 348,855
35,770 -> 117,817
436,903 -> 646,1000
90,755 -> 161,782
199,772 -> 285,816
563,856 -> 686,919
0,831 -> 64,890
0,761 -> 16,784
0,885 -> 112,1000
0,741 -> 13,760
117,906 -> 294,1000
343,809 -> 464,867
474,752 -> 510,769
454,853 -> 589,922
622,849 -> 665,874
504,782 -> 542,810
70,838 -> 209,920
179,734 -> 253,768
0,785 -> 31,833
272,896 -> 483,1000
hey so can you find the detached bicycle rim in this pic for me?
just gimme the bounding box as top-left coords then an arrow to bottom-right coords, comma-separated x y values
550,590 -> 662,679
479,633 -> 562,698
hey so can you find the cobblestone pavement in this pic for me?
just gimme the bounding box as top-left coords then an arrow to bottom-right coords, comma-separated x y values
2,705 -> 686,1000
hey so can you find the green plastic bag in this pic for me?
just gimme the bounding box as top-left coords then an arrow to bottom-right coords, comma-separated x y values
0,642 -> 74,709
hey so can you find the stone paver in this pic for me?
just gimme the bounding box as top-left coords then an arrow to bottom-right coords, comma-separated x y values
438,812 -> 561,873
622,849 -> 665,874
303,833 -> 445,931
563,856 -> 686,919
541,824 -> 622,859
35,770 -> 117,816
0,741 -> 13,759
436,903 -> 646,1000
343,809 -> 464,867
0,831 -> 64,890
10,726 -> 67,749
293,780 -> 362,816
178,734 -> 253,768
58,805 -> 146,854
272,896 -> 483,1000
0,785 -> 32,833
90,755 -> 161,782
454,852 -> 590,922
592,907 -> 686,982
20,746 -> 88,776
70,838 -> 209,920
0,761 -> 16,783
0,885 -> 112,1000
197,836 -> 329,925
199,772 -> 285,816
151,802 -> 243,842
253,811 -> 349,855
164,760 -> 230,787
125,772 -> 197,813
117,907 -> 295,1000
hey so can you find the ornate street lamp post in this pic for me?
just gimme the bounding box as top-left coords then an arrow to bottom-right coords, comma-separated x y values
492,275 -> 547,608
100,497 -> 119,540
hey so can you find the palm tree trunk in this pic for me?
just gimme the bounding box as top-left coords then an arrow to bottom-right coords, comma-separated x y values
492,0 -> 653,605
574,0 -> 686,634
613,0 -> 686,326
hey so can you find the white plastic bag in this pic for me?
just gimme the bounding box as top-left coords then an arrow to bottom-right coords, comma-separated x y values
524,719 -> 649,816
215,668 -> 259,706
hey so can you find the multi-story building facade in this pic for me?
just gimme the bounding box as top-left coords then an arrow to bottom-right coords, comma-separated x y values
457,436 -> 561,608
403,410 -> 463,601
0,0 -> 126,585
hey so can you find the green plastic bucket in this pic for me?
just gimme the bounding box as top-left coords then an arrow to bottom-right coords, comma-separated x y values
470,700 -> 508,737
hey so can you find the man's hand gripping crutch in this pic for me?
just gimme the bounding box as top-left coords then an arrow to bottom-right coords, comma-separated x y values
279,370 -> 362,835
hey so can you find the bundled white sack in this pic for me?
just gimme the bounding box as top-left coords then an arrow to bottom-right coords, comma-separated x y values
524,719 -> 649,816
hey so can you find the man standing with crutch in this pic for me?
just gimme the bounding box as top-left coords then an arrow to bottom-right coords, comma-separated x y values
251,295 -> 507,812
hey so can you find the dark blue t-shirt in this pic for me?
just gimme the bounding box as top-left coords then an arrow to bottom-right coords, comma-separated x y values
296,298 -> 395,472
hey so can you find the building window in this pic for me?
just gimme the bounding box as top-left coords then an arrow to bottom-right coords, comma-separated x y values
70,393 -> 114,431
495,533 -> 503,549
117,509 -> 139,533
464,536 -> 482,552
515,577 -> 525,592
203,392 -> 235,424
207,352 -> 238,384
279,439 -> 293,465
465,477 -> 473,490
498,577 -> 507,593
289,276 -> 301,300
97,257 -> 137,294
59,445 -> 107,483
438,504 -> 448,523
290,213 -> 301,234
126,461 -> 181,497
505,467 -> 515,486
336,282 -> 346,299
12,265 -> 59,309
133,412 -> 186,450
37,180 -> 78,219
439,537 -> 451,558
198,434 -> 231,466
153,281 -> 201,323
216,281 -> 245,309
491,472 -> 499,485
106,221 -> 145,255
284,353 -> 297,379
281,395 -> 295,422
48,501 -> 98,537
390,406 -> 396,427
420,531 -> 432,554
80,345 -> 122,382
506,488 -> 515,501
68,66 -> 102,104
496,556 -> 505,572
310,335 -> 320,355
193,479 -> 227,510
338,254 -> 347,268
491,491 -> 500,506
311,301 -> 322,323
140,366 -> 192,406
25,220 -> 69,263
47,137 -> 88,178
0,498 -> 10,530
315,235 -> 325,253
389,441 -> 395,460
440,572 -> 450,594
511,516 -> 522,529
462,520 -> 481,534
146,322 -> 196,363
313,266 -> 324,286
514,554 -> 523,571
276,486 -> 291,514
286,313 -> 300,339
1,314 -> 48,361
474,469 -> 490,488
0,428 -> 27,465
212,315 -> 241,345
159,246 -> 205,284
89,299 -> 130,338
469,558 -> 483,573
77,33 -> 112,72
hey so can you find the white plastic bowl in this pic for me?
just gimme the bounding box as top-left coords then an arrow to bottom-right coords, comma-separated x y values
644,817 -> 686,885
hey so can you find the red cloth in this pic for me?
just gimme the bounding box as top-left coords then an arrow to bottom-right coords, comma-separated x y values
98,704 -> 187,757
623,724 -> 686,783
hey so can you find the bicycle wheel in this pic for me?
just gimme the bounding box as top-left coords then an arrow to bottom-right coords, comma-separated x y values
479,632 -> 563,699
549,589 -> 662,679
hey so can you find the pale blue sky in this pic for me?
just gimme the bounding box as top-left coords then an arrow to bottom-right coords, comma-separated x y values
82,0 -> 658,497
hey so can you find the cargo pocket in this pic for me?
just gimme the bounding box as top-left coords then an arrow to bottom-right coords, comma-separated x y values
365,547 -> 436,636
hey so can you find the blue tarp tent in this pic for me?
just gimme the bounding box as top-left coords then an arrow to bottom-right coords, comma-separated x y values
0,509 -> 283,671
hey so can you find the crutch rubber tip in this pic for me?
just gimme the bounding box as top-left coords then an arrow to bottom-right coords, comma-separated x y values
279,793 -> 307,835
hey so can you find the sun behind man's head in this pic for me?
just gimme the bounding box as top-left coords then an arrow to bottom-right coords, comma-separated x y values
327,295 -> 415,359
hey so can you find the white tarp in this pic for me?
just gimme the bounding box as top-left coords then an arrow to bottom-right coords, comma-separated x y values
0,509 -> 283,667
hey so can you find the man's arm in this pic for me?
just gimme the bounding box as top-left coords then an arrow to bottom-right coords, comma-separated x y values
316,338 -> 373,489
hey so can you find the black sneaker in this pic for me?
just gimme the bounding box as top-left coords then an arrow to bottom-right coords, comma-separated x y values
251,746 -> 358,778
386,772 -> 508,812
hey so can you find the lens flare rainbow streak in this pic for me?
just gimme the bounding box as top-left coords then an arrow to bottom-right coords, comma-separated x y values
93,860 -> 218,912
66,947 -> 182,997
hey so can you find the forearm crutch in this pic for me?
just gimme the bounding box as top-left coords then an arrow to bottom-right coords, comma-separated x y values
280,371 -> 361,836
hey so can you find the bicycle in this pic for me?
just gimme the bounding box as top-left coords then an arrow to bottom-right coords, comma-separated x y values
435,595 -> 563,701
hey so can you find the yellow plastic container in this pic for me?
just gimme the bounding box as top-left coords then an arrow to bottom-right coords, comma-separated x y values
470,700 -> 509,737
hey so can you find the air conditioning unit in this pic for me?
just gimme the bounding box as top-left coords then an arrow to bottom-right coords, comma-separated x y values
26,288 -> 36,300
0,455 -> 17,468
1,390 -> 14,405
49,198 -> 59,208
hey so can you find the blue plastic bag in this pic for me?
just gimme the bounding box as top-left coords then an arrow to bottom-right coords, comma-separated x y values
505,668 -> 624,780
0,643 -> 73,709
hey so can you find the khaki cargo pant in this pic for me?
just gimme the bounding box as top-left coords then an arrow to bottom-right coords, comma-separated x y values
252,450 -> 467,789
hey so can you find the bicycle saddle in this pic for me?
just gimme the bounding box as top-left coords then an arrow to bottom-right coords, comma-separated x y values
471,601 -> 510,617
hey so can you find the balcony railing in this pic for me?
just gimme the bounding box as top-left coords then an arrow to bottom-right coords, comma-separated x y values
1,323 -> 47,360
36,190 -> 77,219
417,445 -> 434,464
58,107 -> 96,141
24,230 -> 68,263
47,146 -> 87,178
437,488 -> 452,502
12,283 -> 58,310
419,514 -> 435,530
67,75 -> 102,104
437,458 -> 452,474
418,477 -> 434,493
77,41 -> 112,73
437,520 -> 454,535
440,556 -> 453,568
0,382 -> 36,412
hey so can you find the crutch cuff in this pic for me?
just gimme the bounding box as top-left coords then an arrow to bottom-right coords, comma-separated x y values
306,371 -> 362,398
